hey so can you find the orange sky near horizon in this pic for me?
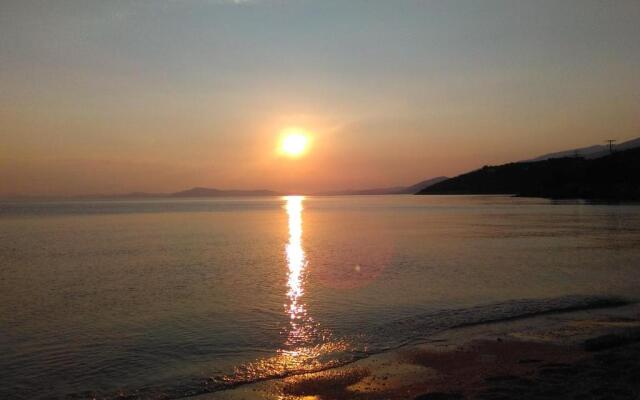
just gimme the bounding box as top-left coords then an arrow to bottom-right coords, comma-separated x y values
1,0 -> 639,196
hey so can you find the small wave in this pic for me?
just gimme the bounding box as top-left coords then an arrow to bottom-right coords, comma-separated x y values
369,295 -> 630,350
87,295 -> 629,400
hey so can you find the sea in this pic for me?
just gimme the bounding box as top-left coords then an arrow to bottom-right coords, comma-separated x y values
1,195 -> 639,399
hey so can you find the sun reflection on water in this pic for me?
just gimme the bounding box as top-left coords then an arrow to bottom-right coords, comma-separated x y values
286,196 -> 305,317
284,195 -> 312,347
220,196 -> 352,386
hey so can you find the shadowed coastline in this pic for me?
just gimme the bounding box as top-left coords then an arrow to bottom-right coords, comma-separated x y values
195,303 -> 640,400
418,147 -> 640,201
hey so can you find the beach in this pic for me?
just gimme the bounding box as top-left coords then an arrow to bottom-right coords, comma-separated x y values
197,303 -> 640,400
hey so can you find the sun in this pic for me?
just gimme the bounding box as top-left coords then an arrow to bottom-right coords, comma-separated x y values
280,128 -> 310,157
283,134 -> 307,156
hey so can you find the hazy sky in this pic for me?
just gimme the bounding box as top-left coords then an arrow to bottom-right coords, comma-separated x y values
1,0 -> 639,195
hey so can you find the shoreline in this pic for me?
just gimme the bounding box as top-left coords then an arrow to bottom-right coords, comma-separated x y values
194,303 -> 640,400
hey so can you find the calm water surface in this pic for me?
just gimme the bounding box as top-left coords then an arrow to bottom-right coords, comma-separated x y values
1,195 -> 639,399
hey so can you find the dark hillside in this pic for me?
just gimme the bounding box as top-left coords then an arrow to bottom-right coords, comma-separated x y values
418,148 -> 640,200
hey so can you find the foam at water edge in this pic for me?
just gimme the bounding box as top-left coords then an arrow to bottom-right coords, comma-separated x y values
87,295 -> 630,400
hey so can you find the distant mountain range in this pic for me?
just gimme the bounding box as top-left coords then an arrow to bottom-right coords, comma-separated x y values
169,187 -> 280,197
51,188 -> 280,199
524,137 -> 640,162
313,187 -> 407,196
314,176 -> 448,196
3,177 -> 447,199
419,146 -> 640,200
113,187 -> 280,198
399,176 -> 450,194
112,177 -> 449,198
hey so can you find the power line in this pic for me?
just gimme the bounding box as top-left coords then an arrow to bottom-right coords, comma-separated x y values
605,139 -> 616,154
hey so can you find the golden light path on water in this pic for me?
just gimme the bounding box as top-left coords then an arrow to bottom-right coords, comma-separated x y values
285,195 -> 307,342
280,196 -> 349,366
223,196 -> 349,385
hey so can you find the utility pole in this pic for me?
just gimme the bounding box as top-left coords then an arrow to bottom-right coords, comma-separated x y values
605,139 -> 616,154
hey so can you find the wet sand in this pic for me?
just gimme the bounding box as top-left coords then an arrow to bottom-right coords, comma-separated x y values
195,303 -> 640,400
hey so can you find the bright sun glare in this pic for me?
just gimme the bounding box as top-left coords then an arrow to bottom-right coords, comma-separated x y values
280,129 -> 309,157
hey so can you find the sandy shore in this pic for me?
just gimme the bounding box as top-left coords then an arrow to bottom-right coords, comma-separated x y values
193,303 -> 640,400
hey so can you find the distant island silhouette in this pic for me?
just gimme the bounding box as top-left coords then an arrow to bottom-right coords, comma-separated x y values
93,177 -> 450,199
313,176 -> 448,196
418,146 -> 640,200
169,187 -> 280,197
